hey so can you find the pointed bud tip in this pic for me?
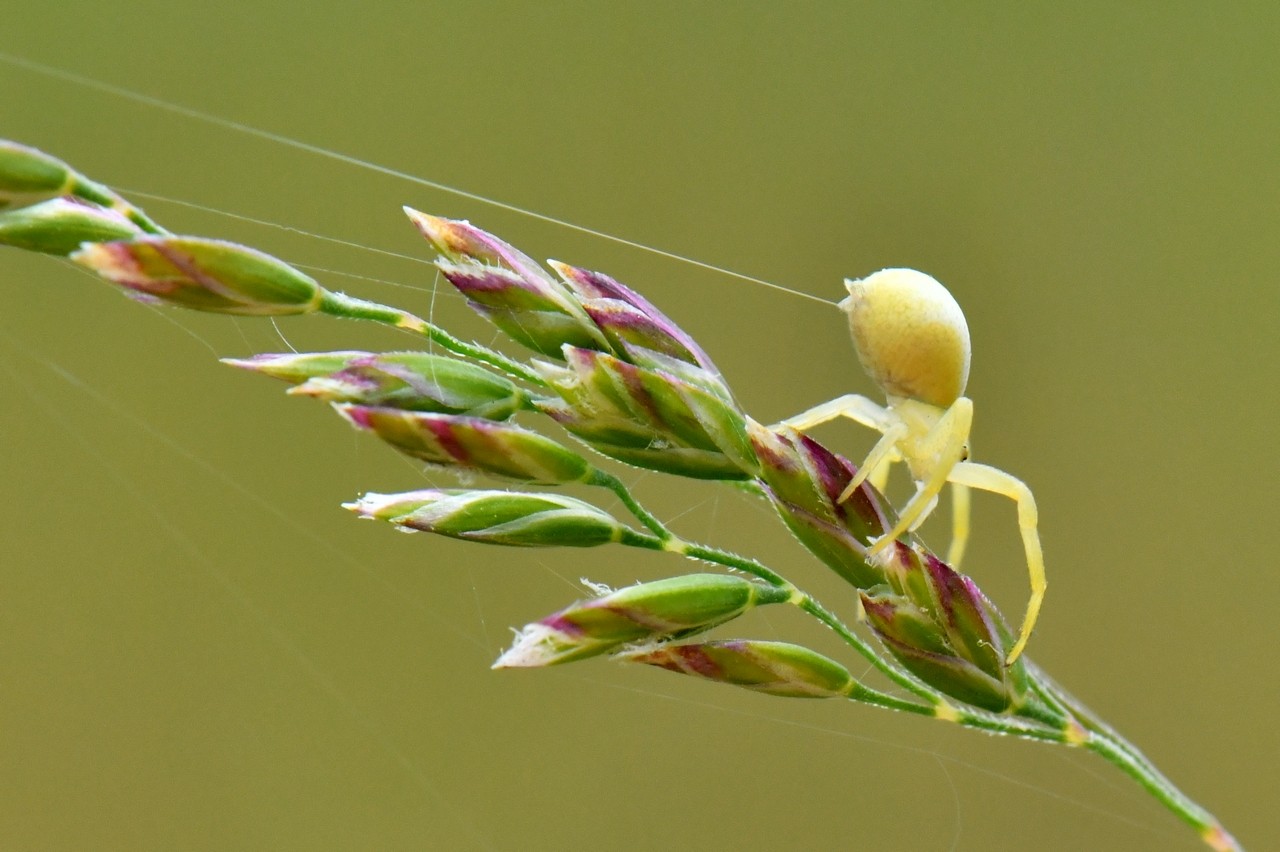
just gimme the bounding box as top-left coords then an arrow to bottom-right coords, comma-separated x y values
340,496 -> 374,515
543,259 -> 598,295
342,490 -> 438,519
284,382 -> 322,398
69,240 -> 126,269
491,624 -> 567,669
331,402 -> 373,430
403,207 -> 462,246
401,205 -> 433,228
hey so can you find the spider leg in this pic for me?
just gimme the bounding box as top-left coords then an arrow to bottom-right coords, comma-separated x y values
779,393 -> 895,433
868,398 -> 973,556
838,424 -> 907,503
947,460 -> 1043,666
868,447 -> 901,493
947,482 -> 971,568
778,394 -> 908,503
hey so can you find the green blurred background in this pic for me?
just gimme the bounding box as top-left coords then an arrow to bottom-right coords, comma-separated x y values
2,3 -> 1276,849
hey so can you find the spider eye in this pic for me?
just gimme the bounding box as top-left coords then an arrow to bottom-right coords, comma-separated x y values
840,268 -> 971,408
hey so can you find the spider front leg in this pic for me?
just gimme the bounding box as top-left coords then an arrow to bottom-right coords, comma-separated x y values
837,423 -> 908,503
778,394 -> 906,500
947,460 -> 1044,666
780,393 -> 895,433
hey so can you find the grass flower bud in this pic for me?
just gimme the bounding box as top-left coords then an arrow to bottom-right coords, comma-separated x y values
345,489 -> 624,547
860,590 -> 1015,712
335,406 -> 593,483
535,347 -> 757,480
0,197 -> 143,255
549,261 -> 723,377
405,208 -> 609,357
225,351 -> 524,419
221,351 -> 377,383
621,639 -> 856,698
916,550 -> 1009,678
869,540 -> 1017,675
340,489 -> 442,521
748,422 -> 891,588
71,236 -> 325,316
842,268 -> 970,407
296,357 -> 523,419
0,141 -> 73,210
435,259 -> 609,357
870,543 -> 1027,701
404,208 -> 555,288
493,574 -> 790,667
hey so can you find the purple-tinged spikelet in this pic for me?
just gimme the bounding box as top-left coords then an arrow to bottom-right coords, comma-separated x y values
72,236 -> 323,315
493,575 -> 789,667
622,640 -> 856,698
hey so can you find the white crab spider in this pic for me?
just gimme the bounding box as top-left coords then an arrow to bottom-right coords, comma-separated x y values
783,268 -> 1045,666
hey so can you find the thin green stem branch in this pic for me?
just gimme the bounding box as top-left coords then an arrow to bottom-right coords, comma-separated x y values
1084,730 -> 1241,851
844,682 -> 935,717
589,470 -> 672,540
1025,670 -> 1240,851
69,176 -> 167,235
787,591 -> 944,706
317,290 -> 546,385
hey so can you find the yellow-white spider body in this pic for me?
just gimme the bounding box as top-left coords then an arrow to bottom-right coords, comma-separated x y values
784,269 -> 1045,665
